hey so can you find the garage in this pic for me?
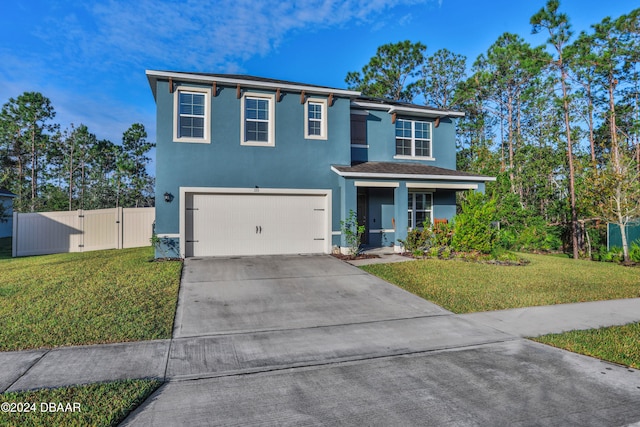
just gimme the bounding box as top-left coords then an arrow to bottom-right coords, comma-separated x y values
182,188 -> 331,257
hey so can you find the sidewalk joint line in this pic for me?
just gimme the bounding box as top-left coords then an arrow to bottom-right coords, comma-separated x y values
164,337 -> 522,384
4,349 -> 50,392
172,313 -> 453,340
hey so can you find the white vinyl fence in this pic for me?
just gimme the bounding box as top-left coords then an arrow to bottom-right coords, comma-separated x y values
12,207 -> 154,257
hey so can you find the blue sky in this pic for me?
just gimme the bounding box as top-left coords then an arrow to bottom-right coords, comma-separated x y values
1,0 -> 637,160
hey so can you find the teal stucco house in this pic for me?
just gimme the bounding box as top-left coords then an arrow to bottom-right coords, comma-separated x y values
146,70 -> 494,258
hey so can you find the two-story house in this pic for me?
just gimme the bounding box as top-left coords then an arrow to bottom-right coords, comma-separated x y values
146,70 -> 494,258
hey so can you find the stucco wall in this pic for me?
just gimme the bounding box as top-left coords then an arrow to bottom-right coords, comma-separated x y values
352,110 -> 457,169
154,79 -> 352,239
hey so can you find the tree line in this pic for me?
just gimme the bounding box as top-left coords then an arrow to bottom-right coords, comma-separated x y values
346,0 -> 640,262
0,92 -> 154,214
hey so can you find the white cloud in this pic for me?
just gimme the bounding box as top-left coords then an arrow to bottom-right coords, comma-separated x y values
63,0 -> 435,73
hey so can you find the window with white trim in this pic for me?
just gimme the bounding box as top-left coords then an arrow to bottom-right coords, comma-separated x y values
305,98 -> 327,139
241,93 -> 275,146
173,86 -> 211,143
395,119 -> 432,158
408,192 -> 433,229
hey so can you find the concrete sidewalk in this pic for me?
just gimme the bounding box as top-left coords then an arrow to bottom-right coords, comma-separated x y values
2,297 -> 639,393
461,297 -> 640,337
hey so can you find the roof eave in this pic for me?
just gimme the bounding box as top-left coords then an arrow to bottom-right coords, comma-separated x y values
145,70 -> 361,98
351,100 -> 465,119
330,166 -> 496,182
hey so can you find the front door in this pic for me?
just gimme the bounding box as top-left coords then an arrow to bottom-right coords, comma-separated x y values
357,189 -> 368,245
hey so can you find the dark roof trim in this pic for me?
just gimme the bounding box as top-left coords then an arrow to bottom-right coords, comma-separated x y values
146,70 -> 361,100
351,97 -> 464,118
331,162 -> 495,182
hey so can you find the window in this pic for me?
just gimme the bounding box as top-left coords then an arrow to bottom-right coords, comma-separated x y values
395,119 -> 432,159
350,113 -> 367,146
305,98 -> 328,140
173,86 -> 211,143
408,192 -> 433,229
241,93 -> 275,146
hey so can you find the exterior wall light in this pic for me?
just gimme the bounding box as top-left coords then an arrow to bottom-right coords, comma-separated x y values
164,192 -> 174,203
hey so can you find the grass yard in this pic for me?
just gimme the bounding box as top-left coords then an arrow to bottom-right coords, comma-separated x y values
533,323 -> 640,369
0,245 -> 181,351
0,379 -> 160,427
362,253 -> 640,313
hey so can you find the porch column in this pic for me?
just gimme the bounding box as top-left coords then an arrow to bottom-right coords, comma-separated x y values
394,183 -> 408,247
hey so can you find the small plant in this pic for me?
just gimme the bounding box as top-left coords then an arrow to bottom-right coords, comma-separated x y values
340,210 -> 366,258
413,249 -> 425,258
398,224 -> 433,254
600,246 -> 624,263
630,242 -> 640,263
150,233 -> 179,260
440,246 -> 452,259
428,246 -> 440,258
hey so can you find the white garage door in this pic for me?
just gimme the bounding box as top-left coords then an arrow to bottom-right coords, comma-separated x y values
184,191 -> 329,257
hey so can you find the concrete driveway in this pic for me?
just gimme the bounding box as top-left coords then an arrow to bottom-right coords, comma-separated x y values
123,255 -> 640,426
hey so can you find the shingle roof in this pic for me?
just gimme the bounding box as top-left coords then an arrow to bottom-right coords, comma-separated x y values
164,71 -> 347,92
331,162 -> 494,181
354,96 -> 462,116
146,70 -> 360,99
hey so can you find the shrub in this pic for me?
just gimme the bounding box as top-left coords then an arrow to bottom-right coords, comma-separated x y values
440,246 -> 452,259
630,242 -> 640,263
511,223 -> 562,252
398,224 -> 432,254
599,246 -> 624,263
428,246 -> 440,258
433,221 -> 454,247
451,192 -> 499,254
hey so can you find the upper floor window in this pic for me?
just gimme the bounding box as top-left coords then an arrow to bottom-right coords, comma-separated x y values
395,119 -> 432,159
305,98 -> 327,140
242,93 -> 275,147
173,86 -> 211,143
350,112 -> 367,146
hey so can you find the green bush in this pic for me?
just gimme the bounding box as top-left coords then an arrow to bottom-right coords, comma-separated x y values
452,192 -> 499,254
399,221 -> 455,258
433,221 -> 454,247
599,246 -> 624,263
398,224 -> 433,253
510,223 -> 562,252
493,190 -> 562,253
428,246 -> 440,258
630,242 -> 640,263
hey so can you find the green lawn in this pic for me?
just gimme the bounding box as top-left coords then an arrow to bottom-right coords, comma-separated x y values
363,253 -> 640,369
0,379 -> 160,427
362,253 -> 640,314
0,245 -> 182,351
533,323 -> 640,369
